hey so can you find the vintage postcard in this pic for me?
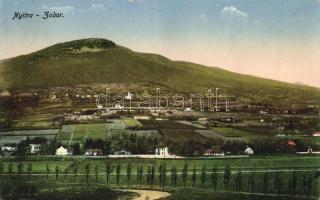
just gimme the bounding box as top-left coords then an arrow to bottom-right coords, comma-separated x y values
0,0 -> 319,199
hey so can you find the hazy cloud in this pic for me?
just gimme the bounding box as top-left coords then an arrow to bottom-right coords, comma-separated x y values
200,14 -> 208,22
42,5 -> 75,12
90,3 -> 106,11
221,6 -> 247,19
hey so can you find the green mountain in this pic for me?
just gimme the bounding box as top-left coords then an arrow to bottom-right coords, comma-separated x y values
0,38 -> 319,107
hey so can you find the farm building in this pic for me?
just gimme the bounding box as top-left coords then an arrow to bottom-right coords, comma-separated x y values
312,131 -> 320,137
244,146 -> 254,155
85,149 -> 103,156
114,149 -> 131,155
30,144 -> 41,154
204,148 -> 224,156
155,147 -> 169,156
1,144 -> 17,152
56,146 -> 67,156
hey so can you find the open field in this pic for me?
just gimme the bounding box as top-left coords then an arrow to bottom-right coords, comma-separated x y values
0,129 -> 59,146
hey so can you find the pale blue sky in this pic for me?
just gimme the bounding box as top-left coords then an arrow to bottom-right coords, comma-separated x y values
0,0 -> 319,86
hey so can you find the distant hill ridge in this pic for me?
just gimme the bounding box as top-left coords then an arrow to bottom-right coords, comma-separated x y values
0,38 -> 319,106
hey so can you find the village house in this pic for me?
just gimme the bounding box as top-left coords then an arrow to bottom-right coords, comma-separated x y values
244,146 -> 254,155
1,144 -> 17,152
114,149 -> 131,155
56,146 -> 67,156
29,144 -> 41,154
114,103 -> 124,110
55,146 -> 74,156
125,92 -> 133,100
85,149 -> 103,156
155,147 -> 169,157
204,147 -> 224,156
312,131 -> 320,137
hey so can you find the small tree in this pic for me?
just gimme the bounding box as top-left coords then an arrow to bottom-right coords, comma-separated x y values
211,166 -> 218,191
55,165 -> 59,180
192,166 -> 197,188
0,161 -> 3,175
181,163 -> 188,188
95,165 -> 99,183
27,163 -> 32,180
85,163 -> 90,183
116,164 -> 121,185
201,164 -> 207,188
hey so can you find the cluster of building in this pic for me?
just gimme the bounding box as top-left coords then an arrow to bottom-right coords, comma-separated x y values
54,146 -> 177,158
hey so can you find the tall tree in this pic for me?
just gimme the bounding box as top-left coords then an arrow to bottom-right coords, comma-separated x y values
211,166 -> 218,191
192,166 -> 197,188
171,166 -> 177,187
105,162 -> 112,184
17,162 -> 24,176
263,171 -> 269,194
201,164 -> 207,188
223,165 -> 231,191
85,163 -> 90,183
136,165 -> 140,185
306,173 -> 313,198
151,165 -> 155,188
0,161 -> 3,175
291,171 -> 297,197
162,164 -> 166,188
147,165 -> 151,186
73,163 -> 78,181
116,164 -> 121,185
46,164 -> 50,180
8,163 -> 13,175
274,172 -> 282,196
302,173 -> 307,194
95,165 -> 99,183
138,165 -> 143,187
248,171 -> 255,194
27,163 -> 32,180
181,163 -> 188,188
55,165 -> 59,180
158,164 -> 163,187
235,170 -> 242,193
126,163 -> 132,184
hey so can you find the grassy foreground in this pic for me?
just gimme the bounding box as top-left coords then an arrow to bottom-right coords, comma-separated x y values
0,155 -> 319,199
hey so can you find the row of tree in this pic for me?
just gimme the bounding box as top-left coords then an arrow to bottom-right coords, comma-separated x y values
0,162 -> 316,197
